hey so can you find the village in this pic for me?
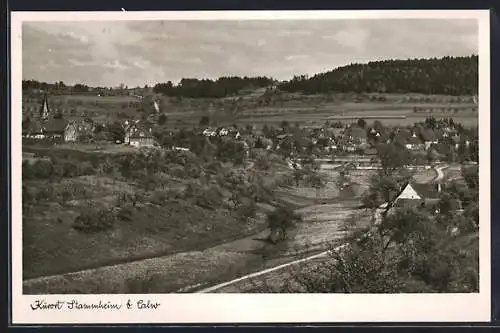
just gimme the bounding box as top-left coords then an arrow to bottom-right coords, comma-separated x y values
22,92 -> 478,168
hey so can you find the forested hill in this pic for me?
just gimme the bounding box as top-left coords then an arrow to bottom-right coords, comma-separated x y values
278,55 -> 478,96
153,76 -> 275,98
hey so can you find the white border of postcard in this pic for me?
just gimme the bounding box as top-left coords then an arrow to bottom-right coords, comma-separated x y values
10,10 -> 491,324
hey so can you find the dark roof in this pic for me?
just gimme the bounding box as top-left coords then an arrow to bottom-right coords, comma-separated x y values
432,143 -> 451,155
410,183 -> 441,199
344,126 -> 367,139
419,128 -> 438,141
364,147 -> 378,155
392,129 -> 411,144
24,121 -> 43,134
393,198 -> 424,208
130,130 -> 155,139
43,118 -> 67,133
407,132 -> 422,144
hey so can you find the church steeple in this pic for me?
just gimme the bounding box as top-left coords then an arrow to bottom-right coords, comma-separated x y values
39,93 -> 50,121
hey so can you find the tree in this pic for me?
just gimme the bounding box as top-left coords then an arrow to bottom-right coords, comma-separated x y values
270,204 -> 478,293
199,115 -> 210,126
462,165 -> 479,190
357,118 -> 367,129
266,206 -> 302,243
158,114 -> 167,125
108,122 -> 125,142
375,143 -> 412,175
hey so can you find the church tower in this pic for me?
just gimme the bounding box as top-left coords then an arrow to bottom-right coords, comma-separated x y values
39,93 -> 50,121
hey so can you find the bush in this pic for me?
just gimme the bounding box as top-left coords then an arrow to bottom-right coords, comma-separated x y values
116,205 -> 134,221
24,159 -> 54,179
196,185 -> 224,209
266,206 -> 301,243
183,182 -> 223,210
73,209 -> 116,233
237,199 -> 257,219
254,152 -> 270,170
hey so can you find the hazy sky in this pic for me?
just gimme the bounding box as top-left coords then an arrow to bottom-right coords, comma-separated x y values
22,19 -> 478,88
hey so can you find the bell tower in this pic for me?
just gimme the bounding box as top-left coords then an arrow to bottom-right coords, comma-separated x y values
39,93 -> 50,121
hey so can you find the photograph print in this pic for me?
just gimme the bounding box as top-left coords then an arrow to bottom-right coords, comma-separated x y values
17,12 -> 486,298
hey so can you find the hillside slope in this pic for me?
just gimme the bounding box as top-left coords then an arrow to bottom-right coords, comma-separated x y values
278,56 -> 478,96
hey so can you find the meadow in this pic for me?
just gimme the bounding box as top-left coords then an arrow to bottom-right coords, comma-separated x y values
22,90 -> 478,130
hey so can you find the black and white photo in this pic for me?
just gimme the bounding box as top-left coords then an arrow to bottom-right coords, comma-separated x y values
11,10 -> 491,324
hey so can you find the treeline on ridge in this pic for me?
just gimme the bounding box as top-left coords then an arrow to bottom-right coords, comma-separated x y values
153,76 -> 274,98
278,56 -> 478,96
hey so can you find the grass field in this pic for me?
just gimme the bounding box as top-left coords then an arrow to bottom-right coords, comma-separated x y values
22,91 -> 478,130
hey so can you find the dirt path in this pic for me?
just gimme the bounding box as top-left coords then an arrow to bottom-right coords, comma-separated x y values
196,165 -> 446,293
434,165 -> 446,182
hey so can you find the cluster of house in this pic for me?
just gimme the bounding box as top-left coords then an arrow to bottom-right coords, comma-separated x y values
201,126 -> 241,139
22,94 -> 474,157
22,94 -> 158,148
267,121 -> 473,157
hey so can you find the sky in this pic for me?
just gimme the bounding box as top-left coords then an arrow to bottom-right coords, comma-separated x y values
22,19 -> 478,88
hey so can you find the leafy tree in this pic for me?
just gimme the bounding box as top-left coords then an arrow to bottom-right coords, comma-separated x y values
199,115 -> 210,126
375,143 -> 412,175
266,206 -> 302,243
271,206 -> 478,293
158,114 -> 167,125
357,118 -> 367,129
108,122 -> 125,142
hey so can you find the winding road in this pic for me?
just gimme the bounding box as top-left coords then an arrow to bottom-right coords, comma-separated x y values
196,164 -> 446,293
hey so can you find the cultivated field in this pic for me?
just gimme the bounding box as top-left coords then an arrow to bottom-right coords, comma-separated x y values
22,91 -> 478,129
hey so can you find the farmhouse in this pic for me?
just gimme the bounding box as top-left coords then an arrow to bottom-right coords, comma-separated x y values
388,182 -> 442,214
419,128 -> 439,150
344,126 -> 367,145
22,121 -> 44,139
124,121 -> 154,145
64,122 -> 78,142
406,131 -> 425,151
202,128 -> 217,137
63,120 -> 95,142
129,130 -> 156,148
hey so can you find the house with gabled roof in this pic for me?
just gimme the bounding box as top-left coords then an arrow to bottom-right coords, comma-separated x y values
419,127 -> 439,150
64,120 -> 95,142
388,181 -> 442,214
124,121 -> 154,145
406,130 -> 425,151
42,118 -> 68,141
129,130 -> 156,148
344,125 -> 367,145
22,121 -> 45,139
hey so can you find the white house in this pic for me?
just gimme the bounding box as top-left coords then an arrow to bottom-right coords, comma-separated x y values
203,128 -> 217,137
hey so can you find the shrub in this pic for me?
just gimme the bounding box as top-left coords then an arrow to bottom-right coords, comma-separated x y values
237,199 -> 257,219
196,185 -> 224,209
254,152 -> 270,170
266,206 -> 301,243
73,209 -> 116,233
30,159 -> 55,179
116,205 -> 134,221
150,190 -> 169,205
